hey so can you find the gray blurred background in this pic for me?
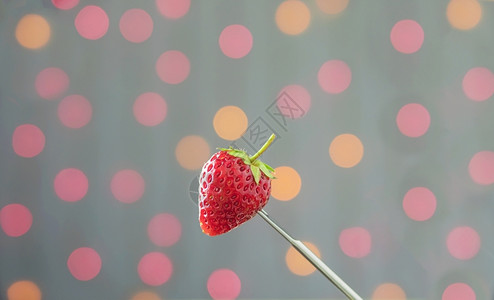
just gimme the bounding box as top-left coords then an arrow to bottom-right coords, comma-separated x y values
1,0 -> 493,299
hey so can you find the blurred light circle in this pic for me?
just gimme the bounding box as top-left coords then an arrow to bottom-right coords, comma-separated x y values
7,281 -> 41,300
275,0 -> 311,35
329,134 -> 364,168
52,0 -> 79,10
316,0 -> 349,15
16,14 -> 51,49
277,85 -> 311,119
12,124 -> 45,158
207,269 -> 241,300
133,92 -> 168,126
75,5 -> 109,40
111,169 -> 145,203
396,103 -> 430,137
219,24 -> 253,59
468,151 -> 494,185
119,9 -> 153,43
67,247 -> 102,281
372,283 -> 406,300
35,67 -> 69,100
58,95 -> 92,128
148,213 -> 182,247
447,0 -> 482,30
156,50 -> 190,84
138,252 -> 173,286
0,204 -> 33,237
156,0 -> 190,19
390,19 -> 424,54
213,106 -> 248,141
54,168 -> 89,202
285,241 -> 321,276
175,136 -> 210,170
447,226 -> 480,260
339,227 -> 372,258
442,282 -> 476,300
402,187 -> 436,221
271,166 -> 302,201
318,60 -> 352,94
131,291 -> 162,300
462,67 -> 494,102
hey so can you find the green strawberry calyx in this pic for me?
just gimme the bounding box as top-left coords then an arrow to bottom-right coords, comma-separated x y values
219,134 -> 276,185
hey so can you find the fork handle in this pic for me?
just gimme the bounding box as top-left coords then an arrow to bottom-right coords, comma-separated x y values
257,209 -> 363,300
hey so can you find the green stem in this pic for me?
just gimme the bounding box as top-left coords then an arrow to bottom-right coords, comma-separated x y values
250,134 -> 276,162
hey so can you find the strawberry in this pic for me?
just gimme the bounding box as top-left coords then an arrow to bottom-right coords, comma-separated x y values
198,134 -> 276,236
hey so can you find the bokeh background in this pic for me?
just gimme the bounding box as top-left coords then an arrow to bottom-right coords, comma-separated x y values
1,0 -> 494,299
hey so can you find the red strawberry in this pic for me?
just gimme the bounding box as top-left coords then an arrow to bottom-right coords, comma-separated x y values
198,134 -> 276,236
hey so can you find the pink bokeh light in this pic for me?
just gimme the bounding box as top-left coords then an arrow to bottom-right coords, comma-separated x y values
396,103 -> 430,137
156,0 -> 190,19
58,95 -> 92,129
442,283 -> 476,300
119,9 -> 153,43
54,168 -> 89,202
207,269 -> 241,300
156,50 -> 190,84
277,84 -> 311,118
133,92 -> 168,126
51,0 -> 79,10
138,252 -> 173,286
75,5 -> 109,40
462,67 -> 494,102
390,19 -> 424,54
219,24 -> 253,59
318,60 -> 352,94
339,227 -> 372,258
0,204 -> 32,237
67,247 -> 102,281
447,226 -> 480,260
35,67 -> 69,100
111,169 -> 145,203
402,187 -> 436,221
12,124 -> 45,158
148,213 -> 182,247
469,151 -> 494,185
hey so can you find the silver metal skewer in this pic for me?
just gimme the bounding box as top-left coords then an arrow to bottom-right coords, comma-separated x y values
257,209 -> 363,300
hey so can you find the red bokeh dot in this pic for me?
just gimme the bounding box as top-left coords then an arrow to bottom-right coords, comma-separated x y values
35,67 -> 69,100
148,213 -> 182,247
396,103 -> 430,137
0,204 -> 33,237
207,269 -> 242,300
156,50 -> 190,84
111,169 -> 145,203
442,283 -> 476,300
75,5 -> 109,40
219,24 -> 253,59
12,124 -> 45,158
52,0 -> 79,10
390,19 -> 424,54
54,168 -> 89,202
339,227 -> 372,258
156,0 -> 190,19
67,247 -> 102,281
447,226 -> 480,260
402,187 -> 436,221
133,92 -> 168,126
138,252 -> 173,286
277,84 -> 311,118
462,67 -> 494,102
119,9 -> 153,43
318,60 -> 352,94
469,151 -> 494,185
58,95 -> 92,129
